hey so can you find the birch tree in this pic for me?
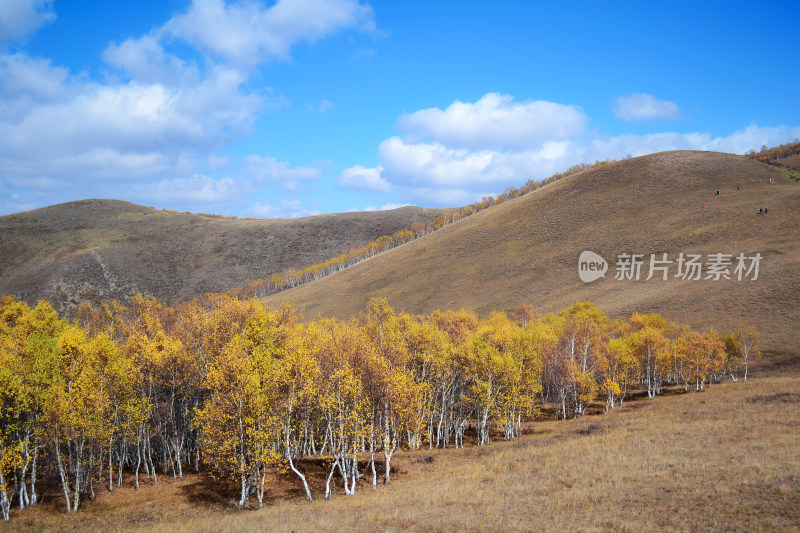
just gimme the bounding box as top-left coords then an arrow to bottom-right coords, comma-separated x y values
196,334 -> 281,509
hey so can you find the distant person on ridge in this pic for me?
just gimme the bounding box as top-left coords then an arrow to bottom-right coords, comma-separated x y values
759,208 -> 763,214
765,207 -> 768,214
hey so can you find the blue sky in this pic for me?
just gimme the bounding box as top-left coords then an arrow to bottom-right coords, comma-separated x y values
1,0 -> 798,217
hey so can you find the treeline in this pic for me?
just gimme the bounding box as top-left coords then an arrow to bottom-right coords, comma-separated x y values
237,158 -> 624,297
745,141 -> 800,163
0,295 -> 759,518
158,209 -> 262,221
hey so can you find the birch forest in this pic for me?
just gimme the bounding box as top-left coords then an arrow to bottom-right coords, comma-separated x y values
0,294 -> 759,519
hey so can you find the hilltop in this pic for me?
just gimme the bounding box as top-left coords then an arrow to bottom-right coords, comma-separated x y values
266,150 -> 800,353
0,200 -> 444,313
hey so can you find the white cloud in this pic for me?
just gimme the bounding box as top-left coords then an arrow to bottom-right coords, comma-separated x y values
163,0 -> 375,68
614,93 -> 680,122
355,94 -> 800,209
702,124 -> 800,154
352,202 -> 410,212
244,155 -> 322,184
305,98 -> 336,113
208,153 -> 230,169
247,202 -> 279,217
0,0 -> 376,214
0,0 -> 55,44
103,34 -> 196,85
337,164 -> 391,192
246,199 -> 320,218
583,124 -> 800,161
277,198 -> 321,218
398,93 -> 587,150
152,174 -> 238,202
377,203 -> 410,210
0,53 -> 68,104
0,56 -> 261,187
377,137 -> 571,189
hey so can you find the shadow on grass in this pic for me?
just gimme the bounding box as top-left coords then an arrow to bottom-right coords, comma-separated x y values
179,472 -> 237,510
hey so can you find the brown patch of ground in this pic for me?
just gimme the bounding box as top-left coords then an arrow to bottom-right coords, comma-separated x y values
746,392 -> 800,404
776,153 -> 800,171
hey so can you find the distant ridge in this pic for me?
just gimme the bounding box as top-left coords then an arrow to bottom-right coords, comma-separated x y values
0,199 -> 444,314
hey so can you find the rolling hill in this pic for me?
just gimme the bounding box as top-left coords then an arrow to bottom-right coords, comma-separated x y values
266,150 -> 800,353
0,200 -> 444,313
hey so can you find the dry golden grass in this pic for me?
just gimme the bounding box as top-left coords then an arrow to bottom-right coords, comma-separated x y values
5,354 -> 798,532
266,150 -> 800,354
0,199 -> 444,311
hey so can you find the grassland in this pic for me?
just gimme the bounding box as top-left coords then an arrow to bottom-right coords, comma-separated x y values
2,150 -> 798,532
0,200 -> 444,314
4,353 -> 796,532
266,150 -> 800,354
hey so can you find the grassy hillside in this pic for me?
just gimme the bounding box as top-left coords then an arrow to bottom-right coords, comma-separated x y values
777,153 -> 800,170
267,151 -> 800,353
0,200 -> 444,313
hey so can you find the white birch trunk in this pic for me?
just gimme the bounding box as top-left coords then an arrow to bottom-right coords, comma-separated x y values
324,460 -> 337,499
29,445 -> 38,507
54,437 -> 72,512
108,437 -> 114,492
383,447 -> 393,484
0,471 -> 10,521
370,440 -> 377,489
287,452 -> 313,502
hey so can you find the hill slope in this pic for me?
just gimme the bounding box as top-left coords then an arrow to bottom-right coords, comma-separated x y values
266,151 -> 800,352
0,200 -> 444,312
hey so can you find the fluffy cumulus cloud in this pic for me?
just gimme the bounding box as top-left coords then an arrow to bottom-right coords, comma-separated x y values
0,55 -> 260,185
399,93 -> 587,150
0,0 -> 55,43
163,0 -> 375,67
377,137 -> 573,189
337,164 -> 390,192
0,53 -> 70,112
0,0 -> 375,215
102,34 -> 196,85
344,92 -> 800,207
613,93 -> 680,122
342,93 -> 588,204
338,93 -> 586,203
